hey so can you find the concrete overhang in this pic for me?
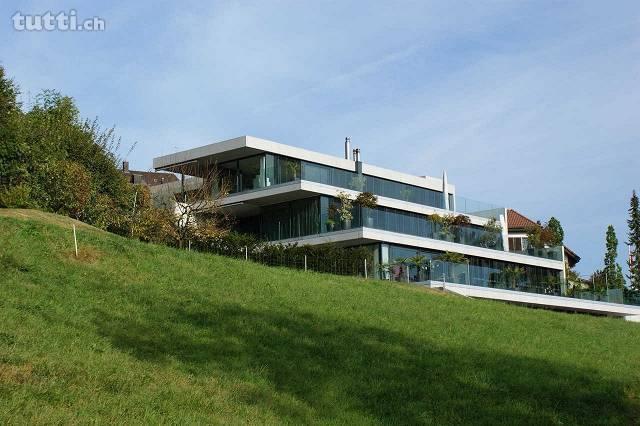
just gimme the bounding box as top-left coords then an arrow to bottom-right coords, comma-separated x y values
153,136 -> 454,193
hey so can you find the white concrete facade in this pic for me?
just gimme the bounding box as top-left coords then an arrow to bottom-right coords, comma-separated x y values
273,227 -> 564,270
154,136 -> 456,194
153,135 -> 564,272
427,281 -> 640,320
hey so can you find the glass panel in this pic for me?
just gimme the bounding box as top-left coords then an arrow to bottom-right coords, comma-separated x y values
363,206 -> 505,251
237,155 -> 263,191
453,195 -> 503,218
219,159 -> 239,193
221,154 -> 301,194
259,197 -> 321,240
387,244 -> 562,290
301,161 -> 447,209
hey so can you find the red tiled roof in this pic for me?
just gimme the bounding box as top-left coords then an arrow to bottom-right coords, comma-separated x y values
507,209 -> 538,230
507,209 -> 581,265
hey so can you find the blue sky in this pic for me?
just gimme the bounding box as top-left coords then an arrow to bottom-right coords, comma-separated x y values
2,1 -> 639,276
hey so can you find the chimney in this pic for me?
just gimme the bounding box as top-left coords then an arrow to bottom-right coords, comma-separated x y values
122,161 -> 129,172
353,148 -> 361,162
344,137 -> 351,160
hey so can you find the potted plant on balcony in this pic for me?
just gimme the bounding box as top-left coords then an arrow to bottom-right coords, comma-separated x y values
451,214 -> 471,243
355,191 -> 378,227
286,160 -> 300,180
408,254 -> 427,282
325,218 -> 336,232
336,191 -> 354,229
479,217 -> 502,249
427,213 -> 452,241
391,257 -> 409,282
428,213 -> 470,242
501,265 -> 524,290
377,262 -> 391,280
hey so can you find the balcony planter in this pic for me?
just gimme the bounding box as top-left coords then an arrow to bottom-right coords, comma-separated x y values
336,191 -> 354,230
442,234 -> 455,243
354,192 -> 378,229
326,219 -> 336,232
286,160 -> 300,180
428,213 -> 470,244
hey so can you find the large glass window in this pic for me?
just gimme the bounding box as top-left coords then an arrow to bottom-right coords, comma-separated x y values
301,162 -> 359,190
255,197 -> 322,241
363,175 -> 445,208
387,244 -> 561,290
220,154 -> 301,194
301,161 -> 446,209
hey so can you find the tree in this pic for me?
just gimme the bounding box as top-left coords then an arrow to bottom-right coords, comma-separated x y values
628,190 -> 640,291
547,217 -> 564,245
0,66 -> 27,187
153,163 -> 231,249
604,225 -> 625,289
479,217 -> 502,248
0,78 -> 136,230
335,191 -> 354,224
428,213 -> 471,240
525,224 -> 556,249
44,160 -> 92,220
502,265 -> 524,289
408,254 -> 427,281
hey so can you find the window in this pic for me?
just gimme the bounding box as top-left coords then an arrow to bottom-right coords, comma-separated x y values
509,237 -> 523,252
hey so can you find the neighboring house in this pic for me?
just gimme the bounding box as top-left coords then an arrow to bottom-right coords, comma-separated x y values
506,209 -> 580,268
121,161 -> 177,186
153,136 -> 567,287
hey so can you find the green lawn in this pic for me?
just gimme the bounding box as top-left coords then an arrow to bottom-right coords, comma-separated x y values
0,209 -> 639,424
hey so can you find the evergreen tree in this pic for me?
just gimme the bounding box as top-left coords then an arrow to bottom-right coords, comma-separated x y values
628,190 -> 640,291
547,217 -> 564,245
604,225 -> 625,289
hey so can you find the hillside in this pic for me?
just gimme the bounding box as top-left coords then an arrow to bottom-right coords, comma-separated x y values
0,209 -> 638,424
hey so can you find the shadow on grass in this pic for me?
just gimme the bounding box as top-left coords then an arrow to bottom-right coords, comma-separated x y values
94,304 -> 636,424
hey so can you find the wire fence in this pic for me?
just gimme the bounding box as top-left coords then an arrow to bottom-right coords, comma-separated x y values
204,246 -> 374,279
187,243 -> 640,307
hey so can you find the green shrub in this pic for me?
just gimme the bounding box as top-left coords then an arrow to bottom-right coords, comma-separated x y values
0,184 -> 34,208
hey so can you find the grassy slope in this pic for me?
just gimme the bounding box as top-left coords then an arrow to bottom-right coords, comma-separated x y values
0,209 -> 638,425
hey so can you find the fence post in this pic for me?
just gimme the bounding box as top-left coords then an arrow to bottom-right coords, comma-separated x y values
304,255 -> 307,272
72,224 -> 78,257
188,240 -> 191,252
245,246 -> 248,261
364,259 -> 368,279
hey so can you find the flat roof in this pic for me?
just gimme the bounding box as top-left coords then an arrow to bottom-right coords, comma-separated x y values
153,136 -> 455,193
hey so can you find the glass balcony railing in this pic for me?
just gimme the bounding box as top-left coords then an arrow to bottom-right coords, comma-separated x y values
361,206 -> 505,251
383,258 -> 640,307
255,195 -> 564,262
452,195 -> 504,219
509,245 -> 564,262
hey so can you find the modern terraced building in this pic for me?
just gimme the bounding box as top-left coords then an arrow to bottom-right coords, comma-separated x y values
153,136 -> 569,290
